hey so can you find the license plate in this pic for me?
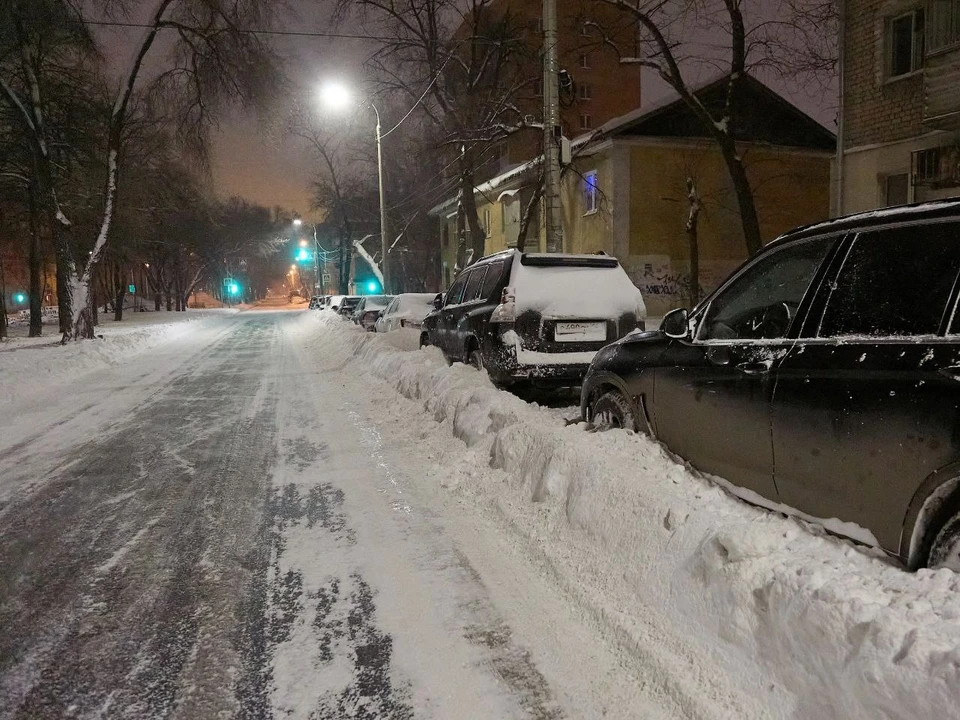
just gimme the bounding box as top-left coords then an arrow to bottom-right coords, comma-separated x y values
555,322 -> 606,342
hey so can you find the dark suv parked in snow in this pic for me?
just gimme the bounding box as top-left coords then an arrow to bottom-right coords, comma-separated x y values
422,250 -> 645,387
581,199 -> 960,570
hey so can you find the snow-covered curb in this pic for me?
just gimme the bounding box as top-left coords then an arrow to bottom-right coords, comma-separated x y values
314,314 -> 960,720
0,310 -> 236,409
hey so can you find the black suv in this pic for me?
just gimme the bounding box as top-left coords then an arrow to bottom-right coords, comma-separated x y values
581,199 -> 960,570
422,250 -> 645,387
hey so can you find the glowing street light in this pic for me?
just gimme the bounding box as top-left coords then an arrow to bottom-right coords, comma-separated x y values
299,239 -> 308,248
12,291 -> 27,304
293,218 -> 303,227
321,81 -> 390,293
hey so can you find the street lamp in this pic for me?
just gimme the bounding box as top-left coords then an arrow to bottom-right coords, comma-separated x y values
293,218 -> 303,227
320,82 -> 390,294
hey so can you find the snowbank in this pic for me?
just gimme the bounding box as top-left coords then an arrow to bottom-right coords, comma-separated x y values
0,310 -> 234,409
313,312 -> 960,720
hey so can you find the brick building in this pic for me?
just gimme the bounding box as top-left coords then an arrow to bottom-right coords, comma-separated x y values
837,0 -> 960,212
463,0 -> 642,176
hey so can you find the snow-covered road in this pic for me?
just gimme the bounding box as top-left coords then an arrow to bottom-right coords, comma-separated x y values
0,310 -> 667,719
4,309 -> 960,720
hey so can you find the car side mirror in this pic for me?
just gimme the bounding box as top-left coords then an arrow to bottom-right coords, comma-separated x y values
433,293 -> 443,310
661,308 -> 690,339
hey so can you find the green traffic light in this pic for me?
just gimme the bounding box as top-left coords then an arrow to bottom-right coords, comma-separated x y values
367,281 -> 378,293
228,283 -> 240,295
296,249 -> 311,262
13,292 -> 27,304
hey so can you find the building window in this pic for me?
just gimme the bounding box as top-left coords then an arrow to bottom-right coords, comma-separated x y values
888,10 -> 925,77
442,223 -> 449,248
533,78 -> 543,97
929,0 -> 960,52
584,171 -> 599,214
578,84 -> 593,101
579,53 -> 591,69
534,16 -> 543,34
914,147 -> 943,183
483,208 -> 492,237
884,173 -> 910,206
579,114 -> 592,129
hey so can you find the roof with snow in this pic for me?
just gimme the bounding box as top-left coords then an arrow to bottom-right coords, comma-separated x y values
590,74 -> 836,150
429,73 -> 835,216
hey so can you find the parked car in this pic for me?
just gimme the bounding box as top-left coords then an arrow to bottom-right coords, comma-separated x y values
376,293 -> 438,334
308,295 -> 325,310
422,250 -> 645,387
351,295 -> 393,331
337,296 -> 361,319
580,199 -> 960,570
328,295 -> 345,312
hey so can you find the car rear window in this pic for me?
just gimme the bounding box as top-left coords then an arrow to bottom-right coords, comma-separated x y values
819,223 -> 960,338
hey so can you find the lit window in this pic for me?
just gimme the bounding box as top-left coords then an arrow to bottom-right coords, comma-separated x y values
888,10 -> 924,77
579,114 -> 593,129
584,171 -> 599,213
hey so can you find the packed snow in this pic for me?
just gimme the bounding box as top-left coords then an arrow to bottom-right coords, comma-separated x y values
312,311 -> 960,720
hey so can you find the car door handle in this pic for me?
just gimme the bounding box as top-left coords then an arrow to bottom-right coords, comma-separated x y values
736,360 -> 773,375
939,366 -> 960,381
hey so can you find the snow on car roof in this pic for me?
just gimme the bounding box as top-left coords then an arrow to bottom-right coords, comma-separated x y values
511,257 -> 645,319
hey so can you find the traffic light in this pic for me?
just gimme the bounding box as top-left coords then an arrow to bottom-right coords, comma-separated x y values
228,283 -> 240,296
296,248 -> 312,263
367,281 -> 379,293
12,292 -> 26,304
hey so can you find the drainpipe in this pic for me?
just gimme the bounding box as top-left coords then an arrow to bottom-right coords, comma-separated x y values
835,0 -> 846,217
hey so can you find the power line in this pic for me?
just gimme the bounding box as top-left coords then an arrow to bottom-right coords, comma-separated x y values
77,20 -> 393,42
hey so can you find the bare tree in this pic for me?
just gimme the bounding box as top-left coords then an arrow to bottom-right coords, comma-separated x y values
333,0 -> 540,266
0,0 -> 282,340
590,0 -> 837,256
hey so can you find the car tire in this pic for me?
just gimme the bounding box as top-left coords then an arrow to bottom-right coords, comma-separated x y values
419,333 -> 430,348
591,390 -> 638,432
925,494 -> 960,570
468,348 -> 484,371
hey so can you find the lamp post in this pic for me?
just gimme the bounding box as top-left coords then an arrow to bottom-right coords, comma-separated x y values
320,83 -> 390,294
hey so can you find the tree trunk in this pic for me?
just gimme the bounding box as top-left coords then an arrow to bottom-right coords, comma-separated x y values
113,264 -> 125,321
685,178 -> 702,308
459,160 -> 485,264
27,182 -> 43,337
516,177 -> 545,250
154,292 -> 161,311
717,136 -> 762,257
0,249 -> 7,340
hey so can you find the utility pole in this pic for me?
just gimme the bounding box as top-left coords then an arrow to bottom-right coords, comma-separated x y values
374,107 -> 390,293
543,0 -> 564,253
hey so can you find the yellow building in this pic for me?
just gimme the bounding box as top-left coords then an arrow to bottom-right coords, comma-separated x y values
432,75 -> 835,317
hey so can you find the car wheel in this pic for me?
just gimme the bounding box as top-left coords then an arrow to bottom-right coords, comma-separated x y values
468,348 -> 484,371
591,390 -> 638,432
925,495 -> 960,570
419,333 -> 430,348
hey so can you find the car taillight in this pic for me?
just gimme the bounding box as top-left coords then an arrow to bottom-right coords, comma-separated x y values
490,286 -> 516,323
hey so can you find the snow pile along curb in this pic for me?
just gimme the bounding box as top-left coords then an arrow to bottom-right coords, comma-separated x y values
0,311 -> 234,408
314,313 -> 960,719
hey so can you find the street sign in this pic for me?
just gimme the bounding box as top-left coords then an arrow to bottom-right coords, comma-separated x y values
128,284 -> 136,293
223,277 -> 234,287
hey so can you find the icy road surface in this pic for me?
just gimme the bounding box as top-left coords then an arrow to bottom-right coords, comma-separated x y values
0,311 -> 668,719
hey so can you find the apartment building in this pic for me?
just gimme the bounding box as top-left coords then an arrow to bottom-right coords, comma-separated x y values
837,0 -> 960,212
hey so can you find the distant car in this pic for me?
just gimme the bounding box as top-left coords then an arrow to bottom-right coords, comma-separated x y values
376,293 -> 437,334
308,295 -> 324,310
580,199 -> 960,571
422,250 -> 645,387
352,295 -> 393,331
337,296 -> 361,319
